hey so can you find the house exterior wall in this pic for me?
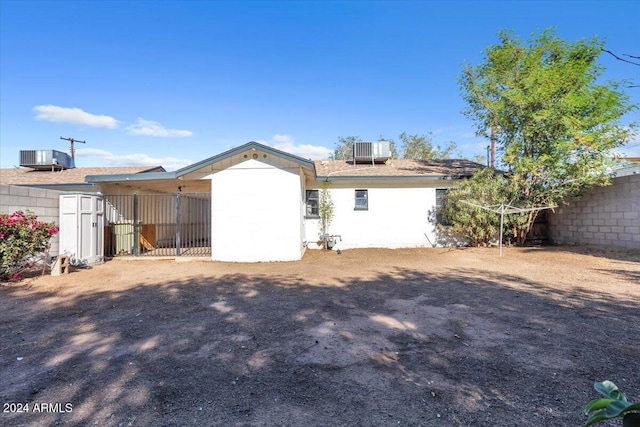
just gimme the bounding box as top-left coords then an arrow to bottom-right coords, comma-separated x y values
0,184 -> 61,256
548,170 -> 640,249
208,158 -> 304,262
305,181 -> 452,249
300,173 -> 308,249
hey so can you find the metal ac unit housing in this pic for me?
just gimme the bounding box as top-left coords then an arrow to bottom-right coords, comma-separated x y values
20,150 -> 74,170
353,141 -> 391,164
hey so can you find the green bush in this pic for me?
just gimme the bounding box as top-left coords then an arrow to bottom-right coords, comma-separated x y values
442,168 -> 528,246
585,381 -> 640,427
0,210 -> 59,281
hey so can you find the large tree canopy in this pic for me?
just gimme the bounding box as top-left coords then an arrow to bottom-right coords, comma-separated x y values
460,29 -> 636,243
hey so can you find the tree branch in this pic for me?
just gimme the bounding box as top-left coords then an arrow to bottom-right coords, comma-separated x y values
602,49 -> 640,66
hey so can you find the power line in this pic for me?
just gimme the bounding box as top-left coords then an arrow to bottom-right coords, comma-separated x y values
602,49 -> 640,66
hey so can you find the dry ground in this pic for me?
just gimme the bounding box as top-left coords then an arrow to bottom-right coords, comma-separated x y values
1,247 -> 639,427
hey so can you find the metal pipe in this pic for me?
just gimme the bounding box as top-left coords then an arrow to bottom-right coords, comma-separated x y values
176,193 -> 181,256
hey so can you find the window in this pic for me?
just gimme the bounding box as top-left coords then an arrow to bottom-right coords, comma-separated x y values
306,190 -> 319,217
435,189 -> 449,225
355,189 -> 368,210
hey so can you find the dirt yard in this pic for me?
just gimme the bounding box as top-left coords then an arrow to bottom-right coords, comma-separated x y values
1,247 -> 638,426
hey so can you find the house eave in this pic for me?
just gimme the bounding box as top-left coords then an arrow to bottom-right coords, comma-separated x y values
86,171 -> 178,183
14,183 -> 98,190
316,174 -> 473,182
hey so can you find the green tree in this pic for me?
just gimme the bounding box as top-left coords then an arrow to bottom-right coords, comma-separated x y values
460,28 -> 636,244
399,132 -> 458,160
472,153 -> 488,166
330,136 -> 361,161
442,168 -> 526,246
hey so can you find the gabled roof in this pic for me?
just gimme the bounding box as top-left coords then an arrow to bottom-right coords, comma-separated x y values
175,141 -> 316,176
86,141 -> 316,183
315,158 -> 483,180
0,166 -> 165,187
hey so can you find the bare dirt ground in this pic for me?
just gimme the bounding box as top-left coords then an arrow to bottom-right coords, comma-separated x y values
1,246 -> 639,427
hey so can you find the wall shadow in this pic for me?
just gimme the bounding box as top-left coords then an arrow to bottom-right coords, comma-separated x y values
520,245 -> 640,263
1,261 -> 638,426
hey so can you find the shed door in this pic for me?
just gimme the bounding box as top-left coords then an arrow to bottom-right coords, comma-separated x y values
78,195 -> 103,264
59,194 -> 103,264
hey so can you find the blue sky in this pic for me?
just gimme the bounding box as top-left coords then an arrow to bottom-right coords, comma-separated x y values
1,0 -> 639,170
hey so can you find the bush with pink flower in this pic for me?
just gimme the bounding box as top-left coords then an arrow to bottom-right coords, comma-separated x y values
0,210 -> 59,282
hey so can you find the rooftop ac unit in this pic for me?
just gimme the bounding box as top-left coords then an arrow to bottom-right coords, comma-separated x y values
353,141 -> 391,164
20,150 -> 74,170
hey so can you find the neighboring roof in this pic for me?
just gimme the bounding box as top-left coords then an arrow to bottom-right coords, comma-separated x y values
0,166 -> 165,187
315,158 -> 484,180
612,164 -> 640,178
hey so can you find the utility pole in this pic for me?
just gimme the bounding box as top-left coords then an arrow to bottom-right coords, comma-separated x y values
60,136 -> 86,162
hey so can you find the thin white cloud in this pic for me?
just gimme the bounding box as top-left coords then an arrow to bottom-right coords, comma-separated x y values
257,134 -> 332,160
127,118 -> 193,138
33,105 -> 119,129
76,148 -> 192,170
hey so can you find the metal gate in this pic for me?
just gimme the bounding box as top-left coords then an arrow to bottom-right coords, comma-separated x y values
103,193 -> 211,257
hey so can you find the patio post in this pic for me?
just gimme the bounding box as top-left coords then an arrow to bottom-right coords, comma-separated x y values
176,193 -> 181,256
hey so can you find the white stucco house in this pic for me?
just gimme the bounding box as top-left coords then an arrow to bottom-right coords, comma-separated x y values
85,141 -> 483,262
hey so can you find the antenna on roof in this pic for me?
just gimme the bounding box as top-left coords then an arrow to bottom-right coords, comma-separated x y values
60,136 -> 86,162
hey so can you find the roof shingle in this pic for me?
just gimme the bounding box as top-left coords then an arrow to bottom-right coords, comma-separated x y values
313,159 -> 483,178
0,166 -> 165,186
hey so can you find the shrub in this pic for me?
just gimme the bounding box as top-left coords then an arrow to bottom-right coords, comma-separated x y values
442,168 -> 528,246
585,381 -> 640,427
0,210 -> 59,281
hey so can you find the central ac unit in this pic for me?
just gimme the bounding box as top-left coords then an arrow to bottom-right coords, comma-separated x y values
353,141 -> 391,164
20,150 -> 74,170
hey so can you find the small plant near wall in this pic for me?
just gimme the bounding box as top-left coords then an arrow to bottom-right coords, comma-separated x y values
0,210 -> 59,282
584,381 -> 640,427
318,182 -> 336,249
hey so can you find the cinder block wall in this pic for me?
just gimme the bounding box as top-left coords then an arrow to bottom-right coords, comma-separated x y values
548,171 -> 640,249
0,185 -> 61,256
